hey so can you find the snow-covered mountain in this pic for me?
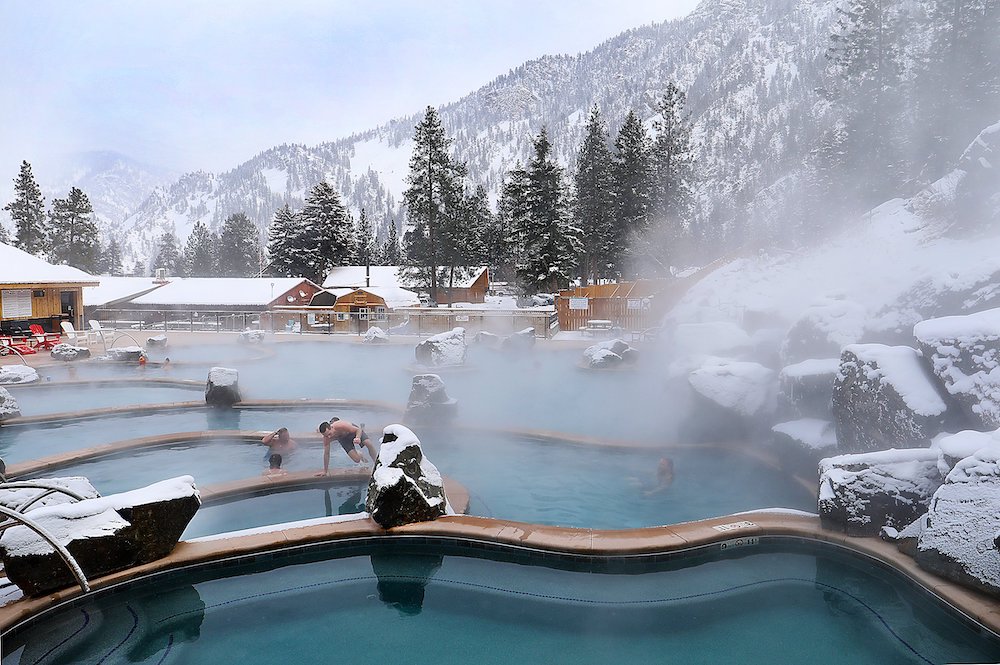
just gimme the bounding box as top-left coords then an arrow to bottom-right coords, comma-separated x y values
114,0 -> 841,266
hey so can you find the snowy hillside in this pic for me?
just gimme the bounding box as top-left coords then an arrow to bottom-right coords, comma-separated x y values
113,0 -> 842,266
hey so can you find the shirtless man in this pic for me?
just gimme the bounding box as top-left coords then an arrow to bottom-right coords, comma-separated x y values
316,418 -> 377,475
262,427 -> 296,460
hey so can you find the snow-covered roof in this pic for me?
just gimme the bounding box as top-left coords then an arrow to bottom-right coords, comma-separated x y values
128,278 -> 316,307
83,276 -> 168,307
340,286 -> 420,309
0,242 -> 99,285
322,266 -> 488,290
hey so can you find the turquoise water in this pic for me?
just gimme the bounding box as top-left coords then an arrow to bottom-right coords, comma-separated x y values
6,386 -> 200,416
4,541 -> 997,665
183,484 -> 368,539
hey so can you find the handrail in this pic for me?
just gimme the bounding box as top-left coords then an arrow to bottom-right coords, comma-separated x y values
0,342 -> 30,366
108,331 -> 141,351
0,481 -> 91,513
0,504 -> 90,593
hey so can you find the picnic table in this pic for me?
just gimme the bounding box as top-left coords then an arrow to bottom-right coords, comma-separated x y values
581,319 -> 614,337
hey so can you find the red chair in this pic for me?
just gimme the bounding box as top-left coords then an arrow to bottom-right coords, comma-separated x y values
0,336 -> 36,356
28,324 -> 60,350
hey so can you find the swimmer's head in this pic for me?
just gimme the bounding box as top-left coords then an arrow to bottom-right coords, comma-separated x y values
269,453 -> 282,469
319,421 -> 330,434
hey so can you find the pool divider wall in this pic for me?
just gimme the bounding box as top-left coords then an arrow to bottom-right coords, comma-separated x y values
7,377 -> 205,390
2,510 -> 999,641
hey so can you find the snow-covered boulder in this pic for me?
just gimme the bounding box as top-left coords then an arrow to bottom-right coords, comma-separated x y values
583,339 -> 638,368
145,335 -> 168,349
688,358 -> 776,418
238,329 -> 266,344
101,346 -> 146,363
205,367 -> 241,407
819,448 -> 944,536
0,477 -> 100,512
50,343 -> 91,362
914,308 -> 1000,430
415,327 -> 467,367
831,344 -> 951,452
0,365 -> 39,385
771,418 -> 838,471
915,449 -> 1000,596
881,513 -> 928,557
404,374 -> 458,426
777,358 -> 839,419
931,428 -> 1000,477
363,326 -> 389,344
472,331 -> 501,347
0,387 -> 21,420
366,425 -> 449,529
501,327 -> 536,353
0,476 -> 200,597
779,298 -> 867,364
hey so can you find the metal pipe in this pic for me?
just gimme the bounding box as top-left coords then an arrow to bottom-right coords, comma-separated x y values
0,504 -> 90,593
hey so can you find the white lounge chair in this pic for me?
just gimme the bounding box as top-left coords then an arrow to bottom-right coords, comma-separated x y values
88,319 -> 115,345
60,321 -> 94,346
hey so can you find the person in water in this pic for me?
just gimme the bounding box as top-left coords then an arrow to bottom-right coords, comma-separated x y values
644,457 -> 675,496
263,453 -> 288,477
316,418 -> 377,475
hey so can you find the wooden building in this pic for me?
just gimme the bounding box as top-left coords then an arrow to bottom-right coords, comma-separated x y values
275,285 -> 420,334
323,265 -> 489,305
0,242 -> 99,334
556,280 -> 672,333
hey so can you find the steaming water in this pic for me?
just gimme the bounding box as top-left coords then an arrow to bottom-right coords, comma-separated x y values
7,386 -> 200,416
5,544 -> 998,665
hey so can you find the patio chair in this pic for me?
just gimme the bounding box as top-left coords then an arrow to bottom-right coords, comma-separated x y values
88,319 -> 115,345
28,324 -> 61,350
60,321 -> 94,346
0,336 -> 37,356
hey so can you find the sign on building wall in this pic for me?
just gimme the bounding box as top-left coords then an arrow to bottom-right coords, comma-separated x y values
1,289 -> 32,319
627,299 -> 643,311
568,297 -> 589,310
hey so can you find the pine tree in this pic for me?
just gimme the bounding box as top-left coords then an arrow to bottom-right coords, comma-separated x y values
217,213 -> 262,277
0,223 -> 10,245
402,106 -> 467,302
355,208 -> 376,266
515,128 -> 581,293
3,161 -> 48,256
380,218 -> 402,265
48,187 -> 100,272
184,220 -> 217,277
298,181 -> 355,282
646,83 -> 696,274
152,231 -> 184,276
266,204 -> 301,277
100,238 -> 124,276
573,105 -> 616,283
613,111 -> 652,277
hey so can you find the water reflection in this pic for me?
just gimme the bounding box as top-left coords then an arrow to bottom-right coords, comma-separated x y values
370,552 -> 443,616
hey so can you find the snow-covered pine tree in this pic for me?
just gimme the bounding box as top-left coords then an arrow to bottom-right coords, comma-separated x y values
515,128 -> 581,294
0,222 -> 10,245
573,105 -> 616,284
497,165 -> 529,283
3,161 -> 48,256
298,181 -> 355,282
355,208 -> 376,266
217,213 -> 262,277
645,83 -> 696,275
402,106 -> 467,303
613,111 -> 652,277
99,238 -> 124,276
152,231 -> 184,276
379,218 -> 402,265
48,187 -> 100,272
184,220 -> 217,277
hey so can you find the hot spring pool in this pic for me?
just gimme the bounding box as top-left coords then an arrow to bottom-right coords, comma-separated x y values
3,539 -> 996,665
6,385 -> 201,416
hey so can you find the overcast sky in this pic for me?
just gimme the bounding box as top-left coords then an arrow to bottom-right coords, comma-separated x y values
1,1 -> 701,175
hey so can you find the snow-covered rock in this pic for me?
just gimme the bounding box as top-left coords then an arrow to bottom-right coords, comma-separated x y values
500,327 -> 536,353
50,343 -> 91,362
366,425 -> 449,528
363,326 -> 389,344
100,346 -> 146,362
414,327 -> 467,367
777,358 -> 839,419
931,428 -> 1000,477
772,418 -> 838,452
472,331 -> 501,347
0,387 -> 21,420
915,449 -> 1000,596
404,374 -> 458,426
205,367 -> 241,407
0,476 -> 200,596
914,308 -> 1000,430
582,338 -> 637,368
0,365 -> 39,385
688,358 -> 775,418
780,298 -> 868,364
145,334 -> 168,348
819,448 -> 944,536
238,329 -> 266,344
831,344 -> 951,452
0,477 -> 100,512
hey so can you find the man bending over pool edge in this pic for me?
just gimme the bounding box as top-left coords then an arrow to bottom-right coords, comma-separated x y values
317,418 -> 378,475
